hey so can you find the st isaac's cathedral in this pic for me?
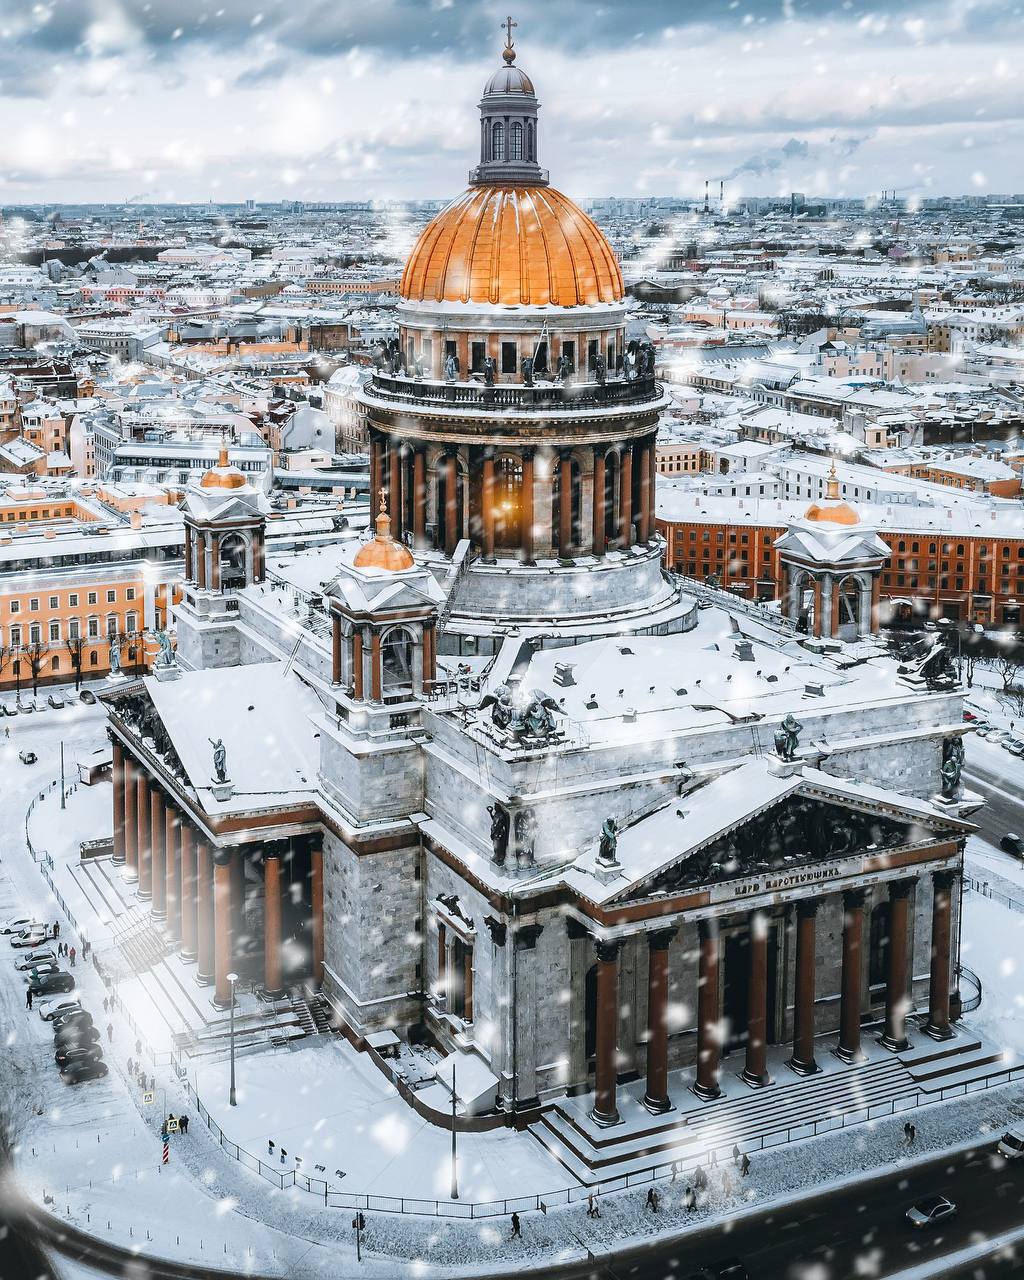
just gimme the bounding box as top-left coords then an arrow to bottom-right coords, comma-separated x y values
102,31 -> 982,1173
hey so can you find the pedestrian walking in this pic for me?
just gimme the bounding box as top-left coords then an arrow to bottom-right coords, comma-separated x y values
646,1188 -> 659,1213
103,997 -> 109,1014
179,1114 -> 189,1135
127,1057 -> 134,1078
26,987 -> 33,1009
732,1143 -> 741,1166
148,1075 -> 155,1092
694,1164 -> 707,1191
903,1121 -> 912,1144
268,1140 -> 275,1155
708,1147 -> 719,1168
106,1022 -> 113,1043
135,1039 -> 142,1058
908,1124 -> 917,1146
586,1192 -> 600,1218
52,921 -> 59,938
684,1185 -> 696,1212
510,1212 -> 521,1238
670,1159 -> 679,1183
69,946 -> 76,967
740,1153 -> 751,1177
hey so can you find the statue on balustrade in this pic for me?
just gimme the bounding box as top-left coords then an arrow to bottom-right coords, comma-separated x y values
483,355 -> 496,387
774,712 -> 804,761
108,636 -> 122,675
593,352 -> 607,386
556,352 -> 573,382
209,737 -> 228,784
513,807 -> 536,867
598,816 -> 618,863
521,356 -> 535,387
487,802 -> 510,866
153,628 -> 177,669
444,352 -> 460,382
480,683 -> 515,730
940,736 -> 965,800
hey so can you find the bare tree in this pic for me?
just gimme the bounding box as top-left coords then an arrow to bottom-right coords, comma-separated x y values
993,654 -> 1023,694
963,651 -> 977,689
64,636 -> 87,690
24,639 -> 46,699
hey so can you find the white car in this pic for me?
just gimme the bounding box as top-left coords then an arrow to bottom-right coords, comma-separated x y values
1,917 -> 41,936
36,997 -> 83,1022
997,1127 -> 1024,1159
14,948 -> 56,971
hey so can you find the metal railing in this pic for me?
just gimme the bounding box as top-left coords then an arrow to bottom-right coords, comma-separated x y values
964,874 -> 1024,916
672,572 -> 798,634
367,372 -> 662,413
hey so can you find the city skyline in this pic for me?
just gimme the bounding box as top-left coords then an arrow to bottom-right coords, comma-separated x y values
1,0 -> 1022,204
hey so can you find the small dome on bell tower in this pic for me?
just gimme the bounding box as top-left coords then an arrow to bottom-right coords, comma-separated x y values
470,17 -> 548,188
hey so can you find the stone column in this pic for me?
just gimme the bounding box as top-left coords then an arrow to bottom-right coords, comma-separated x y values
837,888 -> 866,1062
870,575 -> 881,633
413,449 -> 427,547
463,945 -> 474,1024
694,917 -> 722,1099
311,841 -> 324,988
331,614 -> 342,686
370,632 -> 382,701
812,577 -> 824,639
230,851 -> 246,967
590,939 -> 622,1126
179,823 -> 197,961
437,920 -> 447,1000
830,578 -> 841,640
150,788 -> 166,920
619,447 -> 633,548
444,454 -> 458,554
369,434 -> 381,520
196,532 -> 207,589
213,849 -> 233,1009
520,449 -> 535,565
642,927 -> 676,1114
165,802 -> 180,944
352,630 -> 364,700
638,442 -> 651,544
183,529 -> 193,584
481,451 -> 496,562
262,850 -> 284,998
111,737 -> 126,865
195,838 -> 215,986
881,880 -> 914,1051
136,768 -> 151,899
388,441 -> 402,539
788,899 -> 820,1075
123,753 -> 138,881
924,871 -> 957,1040
592,449 -> 606,556
648,437 -> 658,542
209,535 -> 220,592
742,910 -> 772,1087
558,452 -> 573,559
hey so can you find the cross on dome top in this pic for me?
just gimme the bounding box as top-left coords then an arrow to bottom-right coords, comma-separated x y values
502,14 -> 518,63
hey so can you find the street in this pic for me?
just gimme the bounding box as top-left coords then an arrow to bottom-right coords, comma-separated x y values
965,744 -> 1024,851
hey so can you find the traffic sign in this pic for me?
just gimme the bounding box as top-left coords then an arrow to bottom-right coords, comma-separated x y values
142,1091 -> 154,1105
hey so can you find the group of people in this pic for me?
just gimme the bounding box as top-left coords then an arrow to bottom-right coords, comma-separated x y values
54,941 -> 76,966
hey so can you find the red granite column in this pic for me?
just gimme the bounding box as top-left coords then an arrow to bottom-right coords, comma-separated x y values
196,532 -> 207,589
213,849 -> 233,1008
444,455 -> 458,555
165,802 -> 180,944
638,442 -> 651,544
195,838 -> 215,986
648,436 -> 658,541
558,452 -> 573,559
837,888 -> 866,1062
592,449 -> 606,556
413,449 -> 427,548
183,529 -> 193,584
521,449 -> 535,565
388,441 -> 402,540
331,614 -> 342,686
262,850 -> 284,998
481,452 -> 496,562
812,577 -> 824,639
619,446 -> 633,548
694,917 -> 722,1099
642,927 -> 676,1114
925,871 -> 956,1040
111,737 -> 126,865
179,823 -> 197,962
742,910 -> 772,1087
311,842 -> 324,988
370,632 -> 382,701
369,434 -> 381,522
881,880 -> 913,1051
230,851 -> 246,967
590,939 -> 622,1126
870,575 -> 881,633
136,768 -> 151,899
788,899 -> 821,1075
150,787 -> 166,920
122,753 -> 138,881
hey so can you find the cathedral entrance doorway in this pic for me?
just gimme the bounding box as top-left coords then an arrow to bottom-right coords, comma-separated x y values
722,923 -> 779,1055
494,456 -> 523,550
584,962 -> 598,1068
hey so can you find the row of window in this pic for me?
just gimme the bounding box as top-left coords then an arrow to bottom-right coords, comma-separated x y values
0,506 -> 75,521
7,587 -> 136,614
4,614 -> 139,646
489,120 -> 536,163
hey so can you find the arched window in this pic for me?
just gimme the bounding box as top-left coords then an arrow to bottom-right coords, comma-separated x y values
491,121 -> 505,161
381,626 -> 415,691
106,614 -> 119,637
219,532 -> 249,589
510,121 -> 523,161
526,122 -> 535,161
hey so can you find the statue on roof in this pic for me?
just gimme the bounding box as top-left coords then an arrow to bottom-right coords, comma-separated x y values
153,628 -> 176,669
916,639 -> 958,691
598,817 -> 618,864
940,736 -> 965,800
444,351 -> 459,382
593,351 -> 607,386
208,737 -> 228,784
521,355 -> 534,387
514,806 -> 535,867
483,355 -> 496,387
108,635 -> 122,675
487,802 -> 510,865
480,683 -> 515,730
556,352 -> 573,382
774,712 -> 803,761
519,690 -> 559,740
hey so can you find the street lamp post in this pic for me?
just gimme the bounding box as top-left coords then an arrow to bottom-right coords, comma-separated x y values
227,971 -> 238,1106
450,1059 -> 458,1200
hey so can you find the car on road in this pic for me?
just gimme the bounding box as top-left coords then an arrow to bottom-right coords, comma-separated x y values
684,1262 -> 749,1280
54,1044 -> 103,1070
36,997 -> 82,1022
1004,737 -> 1024,756
11,929 -> 50,949
46,693 -> 65,709
60,1059 -> 108,1085
1001,833 -> 1024,857
1,917 -> 42,936
997,1127 -> 1024,1159
906,1195 -> 957,1229
78,689 -> 97,705
13,949 -> 56,971
18,750 -> 37,765
29,971 -> 74,996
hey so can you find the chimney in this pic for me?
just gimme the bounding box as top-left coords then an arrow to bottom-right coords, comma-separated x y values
130,510 -> 143,529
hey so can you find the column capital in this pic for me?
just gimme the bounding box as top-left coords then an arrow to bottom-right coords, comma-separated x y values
514,922 -> 544,952
933,868 -> 959,893
796,897 -> 820,920
566,917 -> 591,941
889,878 -> 915,902
843,887 -> 867,911
647,926 -> 677,952
698,915 -> 720,941
595,938 -> 622,964
212,846 -> 233,868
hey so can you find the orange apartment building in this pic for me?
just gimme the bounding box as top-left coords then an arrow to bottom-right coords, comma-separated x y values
658,494 -> 1024,628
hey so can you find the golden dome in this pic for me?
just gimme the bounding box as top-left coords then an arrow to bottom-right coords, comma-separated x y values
201,446 -> 247,490
353,500 -> 415,572
804,460 -> 860,525
400,186 -> 625,308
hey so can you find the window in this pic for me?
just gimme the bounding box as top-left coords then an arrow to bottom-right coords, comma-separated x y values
470,341 -> 486,373
87,617 -> 99,639
126,612 -> 138,634
29,598 -> 39,612
126,587 -> 136,601
106,615 -> 119,637
501,341 -> 517,374
29,623 -> 41,644
69,593 -> 78,607
9,600 -> 18,614
491,120 -> 505,161
106,589 -> 116,603
88,592 -> 97,605
561,340 -> 575,370
68,619 -> 79,640
510,121 -> 523,160
49,622 -> 60,642
49,596 -> 58,610
10,625 -> 20,647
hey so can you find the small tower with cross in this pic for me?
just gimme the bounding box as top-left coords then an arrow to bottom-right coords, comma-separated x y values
470,17 -> 548,187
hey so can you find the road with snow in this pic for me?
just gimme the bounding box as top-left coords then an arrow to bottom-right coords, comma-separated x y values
966,744 -> 1024,851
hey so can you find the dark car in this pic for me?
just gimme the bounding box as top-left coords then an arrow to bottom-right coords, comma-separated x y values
685,1262 -> 749,1280
906,1195 -> 957,1229
29,971 -> 74,996
1002,833 -> 1024,858
61,1059 -> 109,1085
52,1008 -> 93,1033
78,689 -> 97,705
54,1044 -> 103,1069
18,750 -> 37,765
54,1023 -> 100,1047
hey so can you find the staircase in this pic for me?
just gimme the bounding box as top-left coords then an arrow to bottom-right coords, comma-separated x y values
116,919 -> 173,975
899,1030 -> 1014,1093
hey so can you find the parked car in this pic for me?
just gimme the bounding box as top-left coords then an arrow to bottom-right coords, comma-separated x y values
963,709 -> 980,721
1,917 -> 41,936
0,703 -> 16,717
997,1127 -> 1024,1159
46,693 -> 65,709
17,703 -> 34,714
1005,738 -> 1024,756
1001,833 -> 1023,857
78,689 -> 97,705
906,1195 -> 957,1229
54,1025 -> 100,1049
36,997 -> 82,1022
11,929 -> 50,950
51,1008 -> 92,1032
22,961 -> 60,982
54,1044 -> 103,1070
61,1060 -> 108,1085
13,949 -> 56,971
29,971 -> 74,996
18,750 -> 37,765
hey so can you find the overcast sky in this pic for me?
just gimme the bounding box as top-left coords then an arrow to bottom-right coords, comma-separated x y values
1,0 -> 1022,205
